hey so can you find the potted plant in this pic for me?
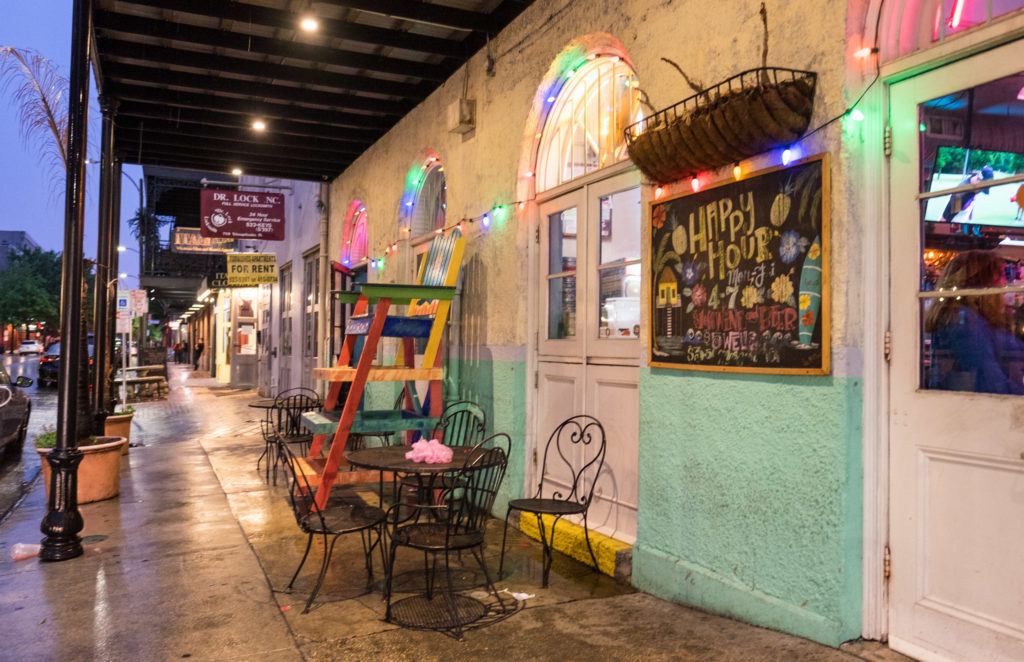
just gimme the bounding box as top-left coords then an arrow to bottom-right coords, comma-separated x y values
104,405 -> 135,454
36,428 -> 127,504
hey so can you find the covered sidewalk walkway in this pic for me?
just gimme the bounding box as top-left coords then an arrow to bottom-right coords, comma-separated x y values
0,366 -> 885,660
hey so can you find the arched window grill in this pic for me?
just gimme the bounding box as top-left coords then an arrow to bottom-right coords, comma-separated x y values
536,56 -> 641,192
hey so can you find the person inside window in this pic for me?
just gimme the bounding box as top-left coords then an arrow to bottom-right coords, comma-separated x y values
940,165 -> 994,223
925,250 -> 1024,394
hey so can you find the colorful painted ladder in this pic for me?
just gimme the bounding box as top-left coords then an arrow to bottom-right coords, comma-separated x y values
303,231 -> 465,509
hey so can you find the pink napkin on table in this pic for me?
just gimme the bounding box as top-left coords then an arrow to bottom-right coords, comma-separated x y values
404,438 -> 454,464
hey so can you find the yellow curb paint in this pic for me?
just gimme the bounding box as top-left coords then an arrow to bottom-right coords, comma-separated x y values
518,512 -> 630,578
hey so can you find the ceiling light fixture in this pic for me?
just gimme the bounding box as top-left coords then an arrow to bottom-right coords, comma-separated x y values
300,16 -> 319,32
251,119 -> 267,132
231,168 -> 243,176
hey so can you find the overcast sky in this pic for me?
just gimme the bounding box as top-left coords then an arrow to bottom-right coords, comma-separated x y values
0,2 -> 141,289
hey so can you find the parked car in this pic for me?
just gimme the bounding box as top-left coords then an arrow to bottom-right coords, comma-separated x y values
0,364 -> 32,456
38,341 -> 95,388
17,340 -> 42,355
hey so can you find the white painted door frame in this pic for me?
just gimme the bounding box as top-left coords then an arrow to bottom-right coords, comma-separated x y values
859,15 -> 1024,642
524,160 -> 638,505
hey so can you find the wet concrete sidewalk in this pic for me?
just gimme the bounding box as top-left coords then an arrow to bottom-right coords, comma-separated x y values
0,367 -> 891,661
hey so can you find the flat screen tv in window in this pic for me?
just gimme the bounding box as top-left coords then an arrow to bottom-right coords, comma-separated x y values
649,154 -> 830,374
923,146 -> 1024,227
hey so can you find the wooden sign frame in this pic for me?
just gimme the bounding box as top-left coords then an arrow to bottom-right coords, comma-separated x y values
648,153 -> 831,375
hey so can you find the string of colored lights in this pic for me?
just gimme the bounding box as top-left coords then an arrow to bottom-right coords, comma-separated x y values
360,0 -> 887,272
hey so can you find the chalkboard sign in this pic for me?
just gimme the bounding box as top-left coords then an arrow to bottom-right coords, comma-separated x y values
650,154 -> 830,374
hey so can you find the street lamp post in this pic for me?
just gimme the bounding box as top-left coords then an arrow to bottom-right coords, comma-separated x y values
40,0 -> 91,562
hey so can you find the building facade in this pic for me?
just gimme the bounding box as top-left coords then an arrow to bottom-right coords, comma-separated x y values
0,231 -> 39,272
252,1 -> 1023,658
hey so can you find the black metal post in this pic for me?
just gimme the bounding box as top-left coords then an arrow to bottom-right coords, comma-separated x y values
40,0 -> 92,562
92,96 -> 117,433
106,159 -> 122,412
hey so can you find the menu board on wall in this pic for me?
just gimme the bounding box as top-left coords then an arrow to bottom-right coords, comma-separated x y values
650,154 -> 830,374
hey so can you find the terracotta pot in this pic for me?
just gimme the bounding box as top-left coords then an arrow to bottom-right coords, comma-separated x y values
37,436 -> 127,504
104,413 -> 133,454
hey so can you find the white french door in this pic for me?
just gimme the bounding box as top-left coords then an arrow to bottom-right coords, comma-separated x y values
889,39 -> 1024,662
536,169 -> 641,542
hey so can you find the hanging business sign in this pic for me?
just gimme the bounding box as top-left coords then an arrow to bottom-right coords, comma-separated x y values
200,189 -> 286,241
172,227 -> 236,253
226,253 -> 278,286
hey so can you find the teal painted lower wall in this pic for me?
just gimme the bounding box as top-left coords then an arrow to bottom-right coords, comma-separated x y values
456,355 -> 527,516
633,368 -> 863,646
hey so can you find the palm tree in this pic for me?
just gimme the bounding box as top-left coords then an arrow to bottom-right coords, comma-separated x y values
1,46 -> 92,440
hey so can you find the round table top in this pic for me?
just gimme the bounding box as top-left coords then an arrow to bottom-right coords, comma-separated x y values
345,445 -> 485,474
247,398 -> 277,409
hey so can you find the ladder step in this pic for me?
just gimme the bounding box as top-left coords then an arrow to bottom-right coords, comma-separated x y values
313,366 -> 444,382
346,315 -> 433,338
301,409 -> 438,435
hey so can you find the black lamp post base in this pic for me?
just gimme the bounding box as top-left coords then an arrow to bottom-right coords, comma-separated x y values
39,448 -> 85,562
93,410 -> 110,436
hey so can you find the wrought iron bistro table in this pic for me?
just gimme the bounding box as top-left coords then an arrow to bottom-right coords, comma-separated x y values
247,398 -> 277,411
345,445 -> 504,636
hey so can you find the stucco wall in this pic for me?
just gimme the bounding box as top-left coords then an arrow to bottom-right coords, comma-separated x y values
326,0 -> 864,647
248,178 -> 323,393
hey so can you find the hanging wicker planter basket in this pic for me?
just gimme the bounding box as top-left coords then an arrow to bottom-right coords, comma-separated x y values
624,67 -> 817,184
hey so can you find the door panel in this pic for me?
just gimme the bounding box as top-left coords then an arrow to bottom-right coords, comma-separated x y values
537,361 -> 585,497
889,40 -> 1024,662
585,364 -> 639,542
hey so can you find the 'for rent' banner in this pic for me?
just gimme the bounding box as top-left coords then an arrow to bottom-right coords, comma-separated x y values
200,189 -> 285,240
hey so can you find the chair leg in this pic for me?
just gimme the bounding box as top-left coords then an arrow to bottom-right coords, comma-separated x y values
360,530 -> 374,588
384,541 -> 399,619
286,532 -> 314,592
582,513 -> 600,573
304,534 -> 339,613
498,507 -> 514,579
534,513 -> 552,588
471,546 -> 509,614
442,548 -> 463,640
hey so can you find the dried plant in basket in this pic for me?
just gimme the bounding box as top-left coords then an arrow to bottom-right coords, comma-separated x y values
625,3 -> 817,184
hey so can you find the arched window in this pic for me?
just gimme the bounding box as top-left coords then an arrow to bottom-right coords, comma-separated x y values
341,201 -> 368,266
536,56 -> 641,192
403,156 -> 447,239
878,0 -> 1024,61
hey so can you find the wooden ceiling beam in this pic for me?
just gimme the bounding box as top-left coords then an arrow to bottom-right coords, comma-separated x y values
117,134 -> 352,169
318,0 -> 500,33
115,118 -> 366,156
119,150 -> 335,181
116,101 -> 382,143
93,10 -> 451,81
109,83 -> 393,131
105,62 -> 411,116
111,0 -> 467,57
97,38 -> 429,100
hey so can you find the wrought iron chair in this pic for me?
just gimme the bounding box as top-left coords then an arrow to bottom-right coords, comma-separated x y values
398,399 -> 487,495
499,415 -> 607,588
269,388 -> 322,485
384,433 -> 512,639
257,387 -> 321,481
276,438 -> 386,613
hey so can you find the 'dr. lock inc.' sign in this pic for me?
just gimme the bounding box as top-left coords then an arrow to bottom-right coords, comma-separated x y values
226,253 -> 277,286
200,188 -> 286,240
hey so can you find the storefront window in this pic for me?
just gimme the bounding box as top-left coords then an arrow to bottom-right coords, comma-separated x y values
918,71 -> 1024,394
597,188 -> 642,339
536,57 -> 641,192
280,264 -> 292,357
547,208 -> 578,339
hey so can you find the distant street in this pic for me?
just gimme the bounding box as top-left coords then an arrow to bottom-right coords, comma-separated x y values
0,353 -> 56,520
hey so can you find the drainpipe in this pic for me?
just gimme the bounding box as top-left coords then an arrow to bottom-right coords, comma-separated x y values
40,0 -> 91,562
318,181 -> 330,390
